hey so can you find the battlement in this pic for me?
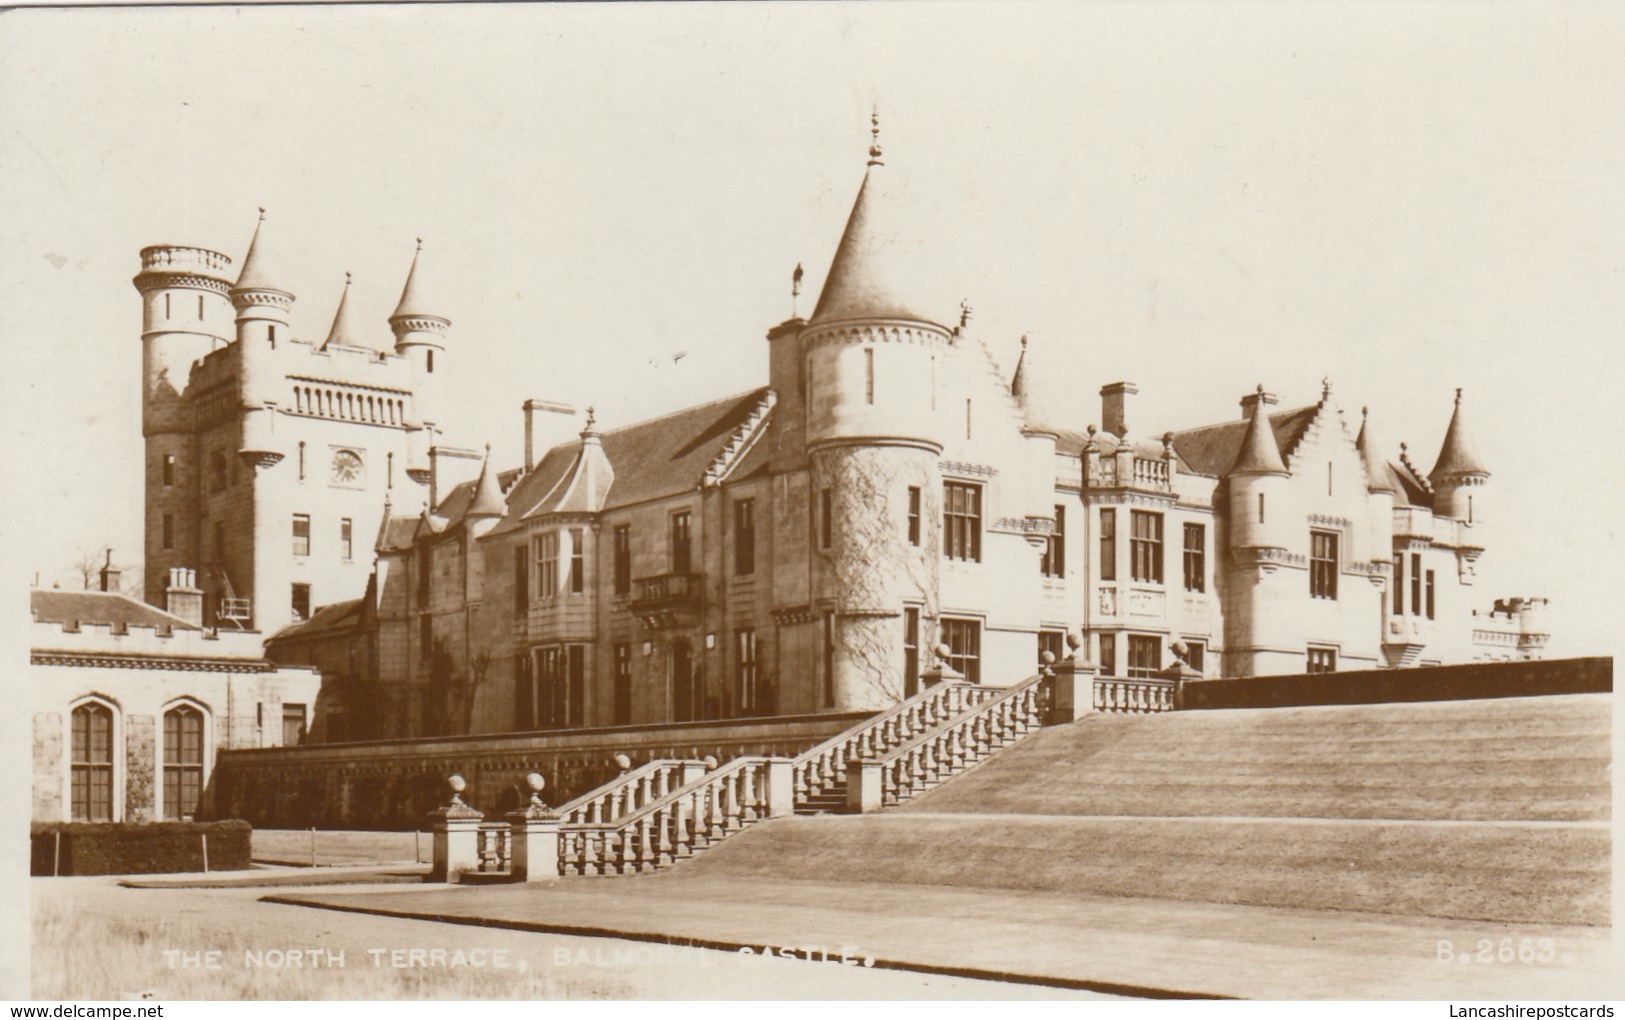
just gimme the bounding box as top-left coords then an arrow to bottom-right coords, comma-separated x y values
29,615 -> 284,664
136,244 -> 233,280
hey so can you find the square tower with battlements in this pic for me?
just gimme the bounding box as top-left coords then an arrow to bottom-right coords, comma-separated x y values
134,213 -> 456,637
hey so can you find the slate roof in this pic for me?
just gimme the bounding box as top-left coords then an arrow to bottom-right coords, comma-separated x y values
271,597 -> 364,643
809,162 -> 934,326
1168,405 -> 1319,479
391,242 -> 443,321
31,589 -> 201,633
483,387 -> 772,535
1430,391 -> 1489,480
233,211 -> 285,293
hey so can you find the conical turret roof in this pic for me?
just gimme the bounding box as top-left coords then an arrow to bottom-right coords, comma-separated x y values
1355,407 -> 1400,494
1010,335 -> 1060,435
1229,386 -> 1290,477
809,115 -> 933,326
1429,388 -> 1489,481
464,445 -> 506,518
322,273 -> 372,350
391,239 -> 444,322
234,208 -> 289,293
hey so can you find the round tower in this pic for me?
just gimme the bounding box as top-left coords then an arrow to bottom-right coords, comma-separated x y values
390,239 -> 449,428
1222,385 -> 1295,676
390,240 -> 448,487
803,113 -> 950,710
133,242 -> 235,607
1428,388 -> 1490,527
228,209 -> 295,468
1355,405 -> 1398,587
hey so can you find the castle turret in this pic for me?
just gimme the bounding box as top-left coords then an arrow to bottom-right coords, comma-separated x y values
229,209 -> 294,469
1226,385 -> 1290,550
1356,405 -> 1399,609
390,240 -> 447,487
320,272 -> 367,351
133,241 -> 235,607
1010,334 -> 1061,533
1429,388 -> 1489,526
802,112 -> 950,710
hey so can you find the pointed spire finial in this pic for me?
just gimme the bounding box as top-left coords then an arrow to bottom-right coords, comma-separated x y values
1322,377 -> 1332,400
960,299 -> 972,328
1455,387 -> 1463,404
867,105 -> 883,166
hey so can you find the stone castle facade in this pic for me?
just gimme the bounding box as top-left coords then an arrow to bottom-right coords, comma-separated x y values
138,127 -> 1550,744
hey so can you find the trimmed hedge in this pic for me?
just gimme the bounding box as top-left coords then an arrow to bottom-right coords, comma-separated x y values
31,819 -> 252,876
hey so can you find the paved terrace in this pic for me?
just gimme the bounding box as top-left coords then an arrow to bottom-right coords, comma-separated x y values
269,872 -> 1615,999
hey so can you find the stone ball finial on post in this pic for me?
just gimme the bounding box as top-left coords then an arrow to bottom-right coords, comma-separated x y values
613,753 -> 632,773
446,774 -> 467,804
525,772 -> 547,806
702,755 -> 719,771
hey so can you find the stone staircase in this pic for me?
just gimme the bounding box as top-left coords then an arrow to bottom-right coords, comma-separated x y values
676,693 -> 1612,926
533,670 -> 1051,876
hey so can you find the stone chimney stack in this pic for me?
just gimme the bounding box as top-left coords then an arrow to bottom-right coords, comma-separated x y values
165,567 -> 203,627
428,445 -> 482,514
98,549 -> 121,593
523,399 -> 577,471
1239,387 -> 1279,418
1101,382 -> 1137,436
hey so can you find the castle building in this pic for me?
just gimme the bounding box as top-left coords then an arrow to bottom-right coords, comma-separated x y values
143,122 -> 1549,743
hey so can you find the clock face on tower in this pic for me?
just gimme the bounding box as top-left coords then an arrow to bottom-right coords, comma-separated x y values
330,448 -> 365,487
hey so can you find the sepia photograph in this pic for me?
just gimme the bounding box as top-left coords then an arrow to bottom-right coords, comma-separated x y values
2,0 -> 1620,1006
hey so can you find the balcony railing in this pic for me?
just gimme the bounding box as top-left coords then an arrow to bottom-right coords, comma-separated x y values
628,573 -> 702,628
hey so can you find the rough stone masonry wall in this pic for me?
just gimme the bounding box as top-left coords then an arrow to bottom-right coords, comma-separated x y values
210,710 -> 868,829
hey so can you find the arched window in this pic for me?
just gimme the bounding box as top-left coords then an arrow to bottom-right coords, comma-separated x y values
163,704 -> 205,820
70,701 -> 115,821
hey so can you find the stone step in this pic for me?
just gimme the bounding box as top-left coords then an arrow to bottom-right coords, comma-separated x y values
681,813 -> 1611,927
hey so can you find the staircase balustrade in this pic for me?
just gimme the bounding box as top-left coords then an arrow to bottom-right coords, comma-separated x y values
557,756 -> 791,876
475,822 -> 511,874
871,672 -> 1052,808
791,680 -> 991,805
1093,677 -> 1176,714
555,759 -> 704,825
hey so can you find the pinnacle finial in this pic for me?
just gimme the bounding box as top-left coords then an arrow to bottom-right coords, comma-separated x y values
1020,334 -> 1029,350
1362,405 -> 1370,420
585,406 -> 596,429
344,270 -> 352,285
415,237 -> 423,252
960,299 -> 972,328
867,105 -> 883,166
257,206 -> 266,221
1256,383 -> 1266,396
484,441 -> 492,454
1455,387 -> 1463,404
1322,377 -> 1332,399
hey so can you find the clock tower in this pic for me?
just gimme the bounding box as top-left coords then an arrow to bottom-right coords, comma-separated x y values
137,213 -> 448,636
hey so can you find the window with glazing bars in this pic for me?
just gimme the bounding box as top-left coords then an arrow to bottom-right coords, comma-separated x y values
943,482 -> 982,562
1310,530 -> 1339,600
1130,511 -> 1163,583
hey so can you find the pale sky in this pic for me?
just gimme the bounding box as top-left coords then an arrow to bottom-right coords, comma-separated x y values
3,1 -> 1622,657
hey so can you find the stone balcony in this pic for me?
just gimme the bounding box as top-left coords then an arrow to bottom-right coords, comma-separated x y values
628,572 -> 703,629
